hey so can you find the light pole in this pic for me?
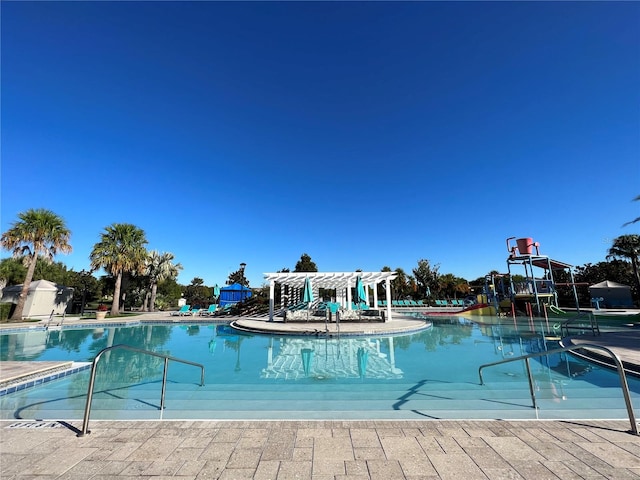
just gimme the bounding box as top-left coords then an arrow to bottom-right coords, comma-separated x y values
239,263 -> 246,302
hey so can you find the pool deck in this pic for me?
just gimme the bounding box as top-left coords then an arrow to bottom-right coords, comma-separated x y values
1,418 -> 639,479
1,313 -> 639,479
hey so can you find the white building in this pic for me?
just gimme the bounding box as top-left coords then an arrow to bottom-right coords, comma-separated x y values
1,279 -> 74,318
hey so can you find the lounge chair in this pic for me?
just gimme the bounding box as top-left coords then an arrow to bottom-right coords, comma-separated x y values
200,305 -> 218,316
214,304 -> 233,315
171,305 -> 191,316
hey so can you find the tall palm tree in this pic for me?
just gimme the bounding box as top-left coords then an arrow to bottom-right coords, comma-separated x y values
90,223 -> 148,315
0,209 -> 72,320
607,234 -> 640,294
146,250 -> 182,312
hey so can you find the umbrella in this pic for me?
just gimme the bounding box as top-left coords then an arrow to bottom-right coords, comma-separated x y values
357,347 -> 368,378
303,277 -> 314,303
213,284 -> 220,302
355,276 -> 366,320
303,277 -> 314,321
301,348 -> 313,376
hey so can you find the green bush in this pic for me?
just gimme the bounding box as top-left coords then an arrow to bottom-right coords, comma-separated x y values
0,303 -> 12,321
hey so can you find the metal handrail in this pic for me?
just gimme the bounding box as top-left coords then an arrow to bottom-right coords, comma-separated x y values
561,313 -> 600,337
45,310 -> 54,330
79,344 -> 205,437
45,310 -> 66,330
478,343 -> 638,435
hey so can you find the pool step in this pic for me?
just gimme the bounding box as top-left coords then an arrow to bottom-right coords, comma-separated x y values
5,376 -> 636,422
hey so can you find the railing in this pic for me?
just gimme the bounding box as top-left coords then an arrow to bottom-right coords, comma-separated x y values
478,344 -> 638,436
45,310 -> 64,330
79,344 -> 205,437
560,313 -> 600,337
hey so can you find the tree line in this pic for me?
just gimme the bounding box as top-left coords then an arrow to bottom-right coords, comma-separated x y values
1,209 -> 183,320
2,208 -> 639,321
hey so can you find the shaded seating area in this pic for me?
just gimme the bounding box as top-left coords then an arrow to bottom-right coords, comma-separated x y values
283,301 -> 385,322
264,271 -> 398,322
219,283 -> 252,307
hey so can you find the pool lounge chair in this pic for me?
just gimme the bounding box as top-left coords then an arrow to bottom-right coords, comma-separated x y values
214,304 -> 233,315
200,304 -> 218,316
171,305 -> 191,316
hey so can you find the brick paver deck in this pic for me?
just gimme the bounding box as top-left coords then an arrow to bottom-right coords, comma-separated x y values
1,419 -> 639,479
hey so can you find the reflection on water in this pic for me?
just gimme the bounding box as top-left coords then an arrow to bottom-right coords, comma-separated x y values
261,337 -> 402,380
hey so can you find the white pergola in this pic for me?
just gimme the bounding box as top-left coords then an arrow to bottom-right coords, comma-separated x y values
263,271 -> 397,321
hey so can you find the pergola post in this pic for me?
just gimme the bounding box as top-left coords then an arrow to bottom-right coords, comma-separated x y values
269,280 -> 275,322
373,284 -> 378,309
385,278 -> 392,321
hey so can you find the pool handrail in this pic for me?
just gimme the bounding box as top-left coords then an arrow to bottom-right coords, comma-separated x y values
478,343 -> 638,436
79,344 -> 205,437
560,312 -> 600,337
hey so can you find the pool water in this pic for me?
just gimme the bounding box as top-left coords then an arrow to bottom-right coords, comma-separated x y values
1,317 -> 638,421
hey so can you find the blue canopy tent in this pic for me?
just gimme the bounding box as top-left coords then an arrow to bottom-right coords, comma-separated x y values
219,283 -> 252,306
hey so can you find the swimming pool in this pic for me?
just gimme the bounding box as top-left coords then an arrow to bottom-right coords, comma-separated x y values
1,317 -> 638,421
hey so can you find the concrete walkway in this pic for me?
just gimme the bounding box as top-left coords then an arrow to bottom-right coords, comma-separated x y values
1,419 -> 639,479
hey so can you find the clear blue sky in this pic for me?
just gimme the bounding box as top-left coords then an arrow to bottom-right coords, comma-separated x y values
2,2 -> 639,288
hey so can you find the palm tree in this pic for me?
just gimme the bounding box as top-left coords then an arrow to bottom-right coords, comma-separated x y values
0,209 -> 72,320
391,267 -> 410,300
146,250 -> 182,312
607,234 -> 640,295
623,195 -> 640,227
90,223 -> 148,315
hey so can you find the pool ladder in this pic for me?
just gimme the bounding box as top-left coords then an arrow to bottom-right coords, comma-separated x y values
79,344 -> 205,437
478,344 -> 638,436
560,312 -> 600,337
